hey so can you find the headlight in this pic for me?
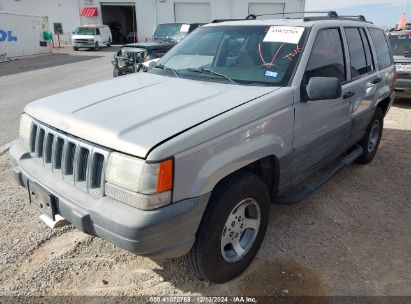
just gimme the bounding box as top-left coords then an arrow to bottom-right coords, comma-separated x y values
105,152 -> 173,210
19,114 -> 33,150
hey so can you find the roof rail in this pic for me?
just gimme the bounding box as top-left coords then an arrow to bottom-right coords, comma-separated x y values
211,19 -> 245,23
245,11 -> 372,23
245,11 -> 338,20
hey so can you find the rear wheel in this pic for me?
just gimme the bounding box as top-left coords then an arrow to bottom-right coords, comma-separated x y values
185,171 -> 270,283
356,107 -> 384,164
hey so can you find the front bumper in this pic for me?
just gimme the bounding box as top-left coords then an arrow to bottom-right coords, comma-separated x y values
9,141 -> 209,258
112,56 -> 144,73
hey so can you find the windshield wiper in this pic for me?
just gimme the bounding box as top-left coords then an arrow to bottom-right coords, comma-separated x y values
187,67 -> 237,84
156,64 -> 180,78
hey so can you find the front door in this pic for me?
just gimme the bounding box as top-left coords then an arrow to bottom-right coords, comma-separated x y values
293,27 -> 352,178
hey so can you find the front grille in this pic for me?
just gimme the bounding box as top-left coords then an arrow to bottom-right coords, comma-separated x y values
30,120 -> 110,197
117,49 -> 145,63
75,39 -> 92,43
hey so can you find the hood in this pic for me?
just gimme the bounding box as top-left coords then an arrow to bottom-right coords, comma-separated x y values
71,34 -> 94,40
119,47 -> 146,55
25,73 -> 277,158
124,40 -> 176,48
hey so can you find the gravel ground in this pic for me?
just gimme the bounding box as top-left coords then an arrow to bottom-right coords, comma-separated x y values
0,100 -> 410,297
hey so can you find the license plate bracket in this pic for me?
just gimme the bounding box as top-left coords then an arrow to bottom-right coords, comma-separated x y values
28,181 -> 57,221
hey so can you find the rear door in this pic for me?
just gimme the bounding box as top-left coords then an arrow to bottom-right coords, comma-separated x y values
342,27 -> 380,142
368,28 -> 395,103
293,27 -> 352,177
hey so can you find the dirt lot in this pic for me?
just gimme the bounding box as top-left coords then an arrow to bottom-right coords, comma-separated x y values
0,101 -> 410,297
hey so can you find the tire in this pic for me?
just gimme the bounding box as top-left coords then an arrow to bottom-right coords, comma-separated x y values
356,107 -> 384,164
107,40 -> 112,47
113,68 -> 123,77
94,42 -> 100,51
73,47 -> 78,51
185,171 -> 270,283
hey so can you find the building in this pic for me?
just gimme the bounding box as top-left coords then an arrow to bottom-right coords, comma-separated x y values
0,0 -> 306,45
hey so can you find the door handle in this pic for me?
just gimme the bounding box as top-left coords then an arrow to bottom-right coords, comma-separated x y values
343,91 -> 355,99
371,77 -> 382,85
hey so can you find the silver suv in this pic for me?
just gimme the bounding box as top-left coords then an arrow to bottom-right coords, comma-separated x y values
9,12 -> 395,283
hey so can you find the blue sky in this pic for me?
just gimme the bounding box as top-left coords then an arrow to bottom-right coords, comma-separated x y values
305,0 -> 407,29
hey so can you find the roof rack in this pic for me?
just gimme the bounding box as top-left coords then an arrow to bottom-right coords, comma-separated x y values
211,19 -> 245,23
245,11 -> 372,23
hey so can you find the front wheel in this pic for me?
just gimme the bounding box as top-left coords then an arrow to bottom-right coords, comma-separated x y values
94,42 -> 100,51
186,171 -> 270,283
356,107 -> 384,164
113,67 -> 124,77
73,47 -> 79,51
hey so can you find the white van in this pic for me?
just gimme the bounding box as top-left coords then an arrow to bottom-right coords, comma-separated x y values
71,25 -> 112,51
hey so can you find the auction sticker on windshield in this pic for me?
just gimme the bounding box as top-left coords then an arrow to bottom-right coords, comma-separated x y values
264,26 -> 304,44
396,63 -> 411,73
180,24 -> 190,32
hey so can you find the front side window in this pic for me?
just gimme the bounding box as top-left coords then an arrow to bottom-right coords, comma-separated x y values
369,28 -> 393,69
305,28 -> 346,83
345,27 -> 374,78
152,25 -> 309,86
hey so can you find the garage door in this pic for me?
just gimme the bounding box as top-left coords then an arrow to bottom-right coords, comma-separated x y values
174,2 -> 211,23
248,3 -> 285,18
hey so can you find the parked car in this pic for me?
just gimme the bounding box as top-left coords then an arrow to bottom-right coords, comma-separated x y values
10,12 -> 395,283
112,23 -> 201,77
71,25 -> 112,51
388,30 -> 410,98
112,42 -> 173,77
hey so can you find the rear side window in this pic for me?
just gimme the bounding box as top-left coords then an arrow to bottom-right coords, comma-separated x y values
345,28 -> 368,78
345,28 -> 375,78
305,28 -> 346,82
369,28 -> 393,69
360,28 -> 375,72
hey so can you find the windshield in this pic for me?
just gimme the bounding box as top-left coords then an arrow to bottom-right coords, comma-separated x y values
150,25 -> 308,86
153,24 -> 190,42
74,27 -> 96,35
389,34 -> 411,56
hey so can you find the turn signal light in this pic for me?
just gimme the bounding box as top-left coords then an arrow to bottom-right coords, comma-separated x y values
157,159 -> 173,193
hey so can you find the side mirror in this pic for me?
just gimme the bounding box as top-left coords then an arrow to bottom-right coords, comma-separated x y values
142,58 -> 160,71
306,77 -> 342,101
